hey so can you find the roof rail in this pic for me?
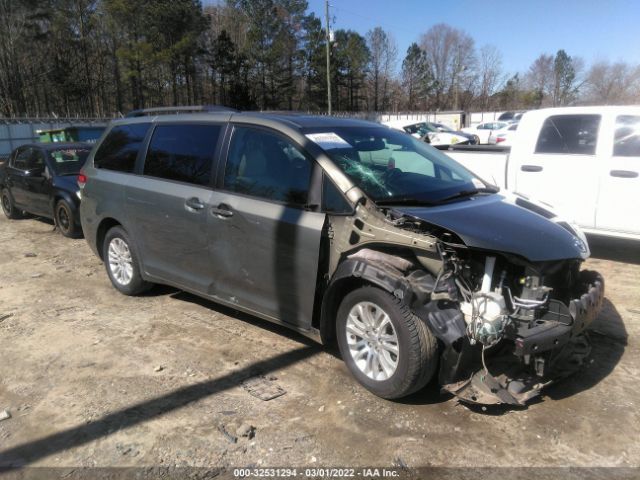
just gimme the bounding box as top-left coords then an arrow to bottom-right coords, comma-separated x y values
124,105 -> 238,118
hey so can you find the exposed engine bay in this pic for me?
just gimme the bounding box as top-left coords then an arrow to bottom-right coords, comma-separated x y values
325,194 -> 604,406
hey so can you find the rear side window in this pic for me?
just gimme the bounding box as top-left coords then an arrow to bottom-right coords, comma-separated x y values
94,123 -> 151,172
613,115 -> 640,157
143,124 -> 221,186
535,115 -> 600,155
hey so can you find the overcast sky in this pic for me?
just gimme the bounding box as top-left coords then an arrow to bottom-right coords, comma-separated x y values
306,0 -> 640,75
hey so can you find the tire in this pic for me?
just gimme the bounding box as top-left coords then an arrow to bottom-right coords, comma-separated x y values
103,226 -> 152,295
54,199 -> 81,238
473,135 -> 480,145
1,188 -> 23,220
336,286 -> 438,399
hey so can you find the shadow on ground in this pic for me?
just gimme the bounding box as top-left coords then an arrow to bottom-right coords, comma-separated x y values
0,346 -> 320,468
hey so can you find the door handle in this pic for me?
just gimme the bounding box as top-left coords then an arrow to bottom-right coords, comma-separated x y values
610,170 -> 638,178
185,197 -> 205,211
521,165 -> 543,172
210,203 -> 234,218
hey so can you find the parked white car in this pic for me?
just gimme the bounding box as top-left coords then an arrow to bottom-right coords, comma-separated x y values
446,106 -> 640,240
488,122 -> 519,146
383,120 -> 475,145
461,121 -> 509,144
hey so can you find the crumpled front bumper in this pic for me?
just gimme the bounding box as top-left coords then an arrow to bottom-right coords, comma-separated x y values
444,272 -> 605,406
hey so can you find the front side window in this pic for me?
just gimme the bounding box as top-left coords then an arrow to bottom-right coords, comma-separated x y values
143,124 -> 221,186
613,115 -> 640,157
223,126 -> 313,205
305,127 -> 487,205
535,114 -> 601,155
94,123 -> 151,172
13,148 -> 32,170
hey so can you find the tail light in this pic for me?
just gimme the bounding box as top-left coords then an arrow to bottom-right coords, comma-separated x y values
77,171 -> 87,188
496,136 -> 506,143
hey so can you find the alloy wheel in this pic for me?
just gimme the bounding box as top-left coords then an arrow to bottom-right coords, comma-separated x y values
345,301 -> 399,381
107,237 -> 134,286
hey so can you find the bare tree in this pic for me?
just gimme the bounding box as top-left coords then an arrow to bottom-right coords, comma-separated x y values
419,23 -> 476,110
524,54 -> 554,107
582,60 -> 640,104
476,44 -> 503,111
366,27 -> 397,111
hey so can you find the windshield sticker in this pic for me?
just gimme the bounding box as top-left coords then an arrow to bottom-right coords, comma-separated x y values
305,132 -> 352,150
472,178 -> 485,189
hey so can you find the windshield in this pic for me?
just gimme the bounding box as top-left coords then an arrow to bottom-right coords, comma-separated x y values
305,126 -> 493,205
48,147 -> 91,175
435,123 -> 456,133
403,122 -> 436,137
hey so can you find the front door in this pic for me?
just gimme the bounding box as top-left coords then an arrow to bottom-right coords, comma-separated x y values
7,147 -> 33,207
513,113 -> 601,228
22,148 -> 51,216
595,114 -> 640,235
207,125 -> 325,329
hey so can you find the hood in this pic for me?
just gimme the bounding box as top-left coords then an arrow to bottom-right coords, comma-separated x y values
394,193 -> 588,262
52,174 -> 80,194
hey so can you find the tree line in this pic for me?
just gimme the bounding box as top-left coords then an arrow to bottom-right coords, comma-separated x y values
1,0 -> 639,118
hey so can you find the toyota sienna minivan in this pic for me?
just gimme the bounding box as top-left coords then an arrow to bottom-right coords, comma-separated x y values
79,108 -> 604,405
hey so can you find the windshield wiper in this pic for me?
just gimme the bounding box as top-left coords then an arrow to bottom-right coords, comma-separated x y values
376,197 -> 439,207
434,187 -> 499,204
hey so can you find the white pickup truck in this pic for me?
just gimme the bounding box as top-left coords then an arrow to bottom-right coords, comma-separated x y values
445,106 -> 640,241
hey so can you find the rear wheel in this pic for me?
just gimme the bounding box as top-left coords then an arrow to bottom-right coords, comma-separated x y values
336,286 -> 438,399
55,199 -> 81,238
1,188 -> 23,219
103,226 -> 152,295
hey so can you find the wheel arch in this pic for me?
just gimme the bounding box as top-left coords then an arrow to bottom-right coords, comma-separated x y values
96,217 -> 123,260
318,255 -> 419,345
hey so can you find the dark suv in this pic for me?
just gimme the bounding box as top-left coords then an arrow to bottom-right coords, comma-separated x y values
80,110 -> 604,405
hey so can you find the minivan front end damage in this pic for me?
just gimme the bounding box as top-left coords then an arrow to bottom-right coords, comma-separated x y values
324,194 -> 605,406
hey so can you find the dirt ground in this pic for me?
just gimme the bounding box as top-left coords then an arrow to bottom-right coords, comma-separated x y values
0,214 -> 639,476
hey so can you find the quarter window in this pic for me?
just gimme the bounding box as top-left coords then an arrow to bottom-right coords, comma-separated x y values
143,124 -> 221,186
94,123 -> 151,172
223,127 -> 312,205
535,114 -> 600,155
613,115 -> 640,157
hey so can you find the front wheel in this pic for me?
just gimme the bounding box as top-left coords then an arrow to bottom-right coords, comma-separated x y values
103,226 -> 152,295
55,200 -> 81,238
336,286 -> 438,399
2,188 -> 23,220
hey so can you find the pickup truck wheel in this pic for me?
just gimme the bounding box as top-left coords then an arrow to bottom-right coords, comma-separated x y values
55,200 -> 81,238
1,188 -> 23,220
336,286 -> 438,399
103,226 -> 152,295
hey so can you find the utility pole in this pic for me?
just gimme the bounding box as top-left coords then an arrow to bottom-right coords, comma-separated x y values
325,0 -> 332,115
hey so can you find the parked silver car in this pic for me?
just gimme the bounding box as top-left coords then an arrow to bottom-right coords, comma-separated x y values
79,109 -> 603,405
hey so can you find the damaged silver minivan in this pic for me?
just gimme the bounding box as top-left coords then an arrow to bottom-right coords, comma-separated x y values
79,110 -> 604,405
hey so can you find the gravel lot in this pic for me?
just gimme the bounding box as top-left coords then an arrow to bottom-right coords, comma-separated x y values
0,214 -> 639,476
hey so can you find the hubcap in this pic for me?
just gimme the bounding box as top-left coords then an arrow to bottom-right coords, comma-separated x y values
346,301 -> 399,381
107,238 -> 134,286
2,194 -> 10,214
57,205 -> 70,231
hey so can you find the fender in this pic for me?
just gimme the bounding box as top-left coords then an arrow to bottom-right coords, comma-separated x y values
318,252 -> 459,345
50,188 -> 81,224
